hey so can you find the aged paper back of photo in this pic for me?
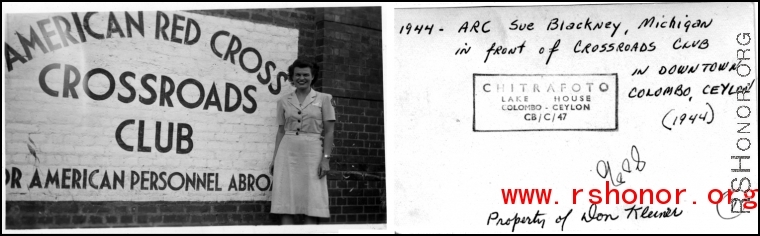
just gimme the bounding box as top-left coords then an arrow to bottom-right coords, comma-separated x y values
390,2 -> 757,233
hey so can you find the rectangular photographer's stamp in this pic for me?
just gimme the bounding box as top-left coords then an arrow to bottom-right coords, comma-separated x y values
473,74 -> 617,131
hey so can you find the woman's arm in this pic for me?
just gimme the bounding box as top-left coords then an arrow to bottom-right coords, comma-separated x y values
270,125 -> 285,175
323,121 -> 335,157
319,121 -> 335,178
319,93 -> 337,179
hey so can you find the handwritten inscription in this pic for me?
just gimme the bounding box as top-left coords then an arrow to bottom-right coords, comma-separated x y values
582,204 -> 619,222
596,145 -> 646,187
487,210 -> 547,232
547,18 -> 622,37
637,15 -> 714,32
488,205 -> 683,232
399,23 -> 437,35
398,16 -> 714,65
661,103 -> 715,130
624,205 -> 683,219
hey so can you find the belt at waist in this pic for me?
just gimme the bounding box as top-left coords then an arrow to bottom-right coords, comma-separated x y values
284,131 -> 321,137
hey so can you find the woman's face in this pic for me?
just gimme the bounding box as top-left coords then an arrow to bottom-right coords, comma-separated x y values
292,67 -> 313,90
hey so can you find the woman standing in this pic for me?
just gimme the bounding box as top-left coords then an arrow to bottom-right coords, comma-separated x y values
270,60 -> 335,224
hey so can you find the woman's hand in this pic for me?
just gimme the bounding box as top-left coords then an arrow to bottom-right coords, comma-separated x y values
318,158 -> 330,179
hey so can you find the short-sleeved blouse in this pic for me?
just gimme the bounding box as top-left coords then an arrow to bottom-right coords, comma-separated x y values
276,90 -> 336,134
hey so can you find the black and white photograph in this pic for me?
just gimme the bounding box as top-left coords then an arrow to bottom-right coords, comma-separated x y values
3,3 -> 385,232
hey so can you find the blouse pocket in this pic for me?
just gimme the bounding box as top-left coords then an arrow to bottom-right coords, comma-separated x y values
315,119 -> 323,130
305,104 -> 323,120
306,105 -> 324,132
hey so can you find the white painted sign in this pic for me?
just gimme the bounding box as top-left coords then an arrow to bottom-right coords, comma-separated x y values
4,10 -> 298,201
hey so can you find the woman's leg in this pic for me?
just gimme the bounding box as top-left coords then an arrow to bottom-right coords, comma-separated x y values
281,214 -> 295,225
305,216 -> 320,225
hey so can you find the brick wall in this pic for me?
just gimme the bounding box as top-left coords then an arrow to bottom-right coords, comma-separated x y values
316,7 -> 386,224
5,201 -> 274,229
5,7 -> 385,228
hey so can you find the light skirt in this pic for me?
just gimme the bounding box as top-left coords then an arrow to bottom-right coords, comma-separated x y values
270,133 -> 329,218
